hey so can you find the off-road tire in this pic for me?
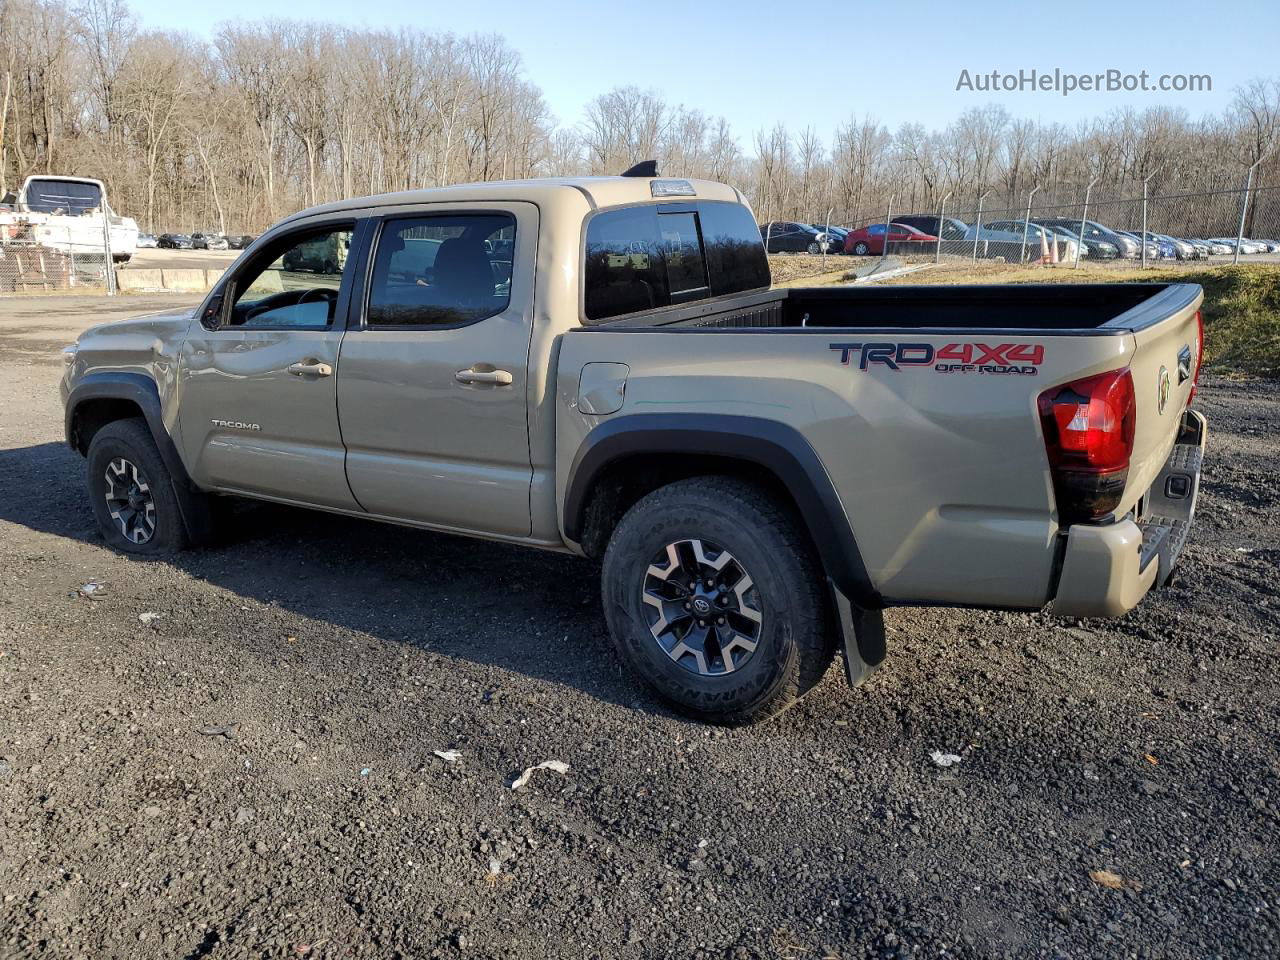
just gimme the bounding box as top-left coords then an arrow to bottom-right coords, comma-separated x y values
602,477 -> 835,724
87,418 -> 188,555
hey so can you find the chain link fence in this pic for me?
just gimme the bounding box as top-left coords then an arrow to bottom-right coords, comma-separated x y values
773,178 -> 1280,277
5,177 -> 1280,296
0,221 -> 113,293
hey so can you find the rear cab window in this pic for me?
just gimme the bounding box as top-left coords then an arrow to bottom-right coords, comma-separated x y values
366,213 -> 515,328
583,201 -> 769,323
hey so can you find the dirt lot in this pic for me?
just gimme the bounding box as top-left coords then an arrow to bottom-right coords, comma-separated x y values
1,295 -> 1278,959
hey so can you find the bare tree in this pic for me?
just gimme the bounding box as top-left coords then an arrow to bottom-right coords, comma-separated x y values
2,0 -> 1277,240
118,30 -> 192,229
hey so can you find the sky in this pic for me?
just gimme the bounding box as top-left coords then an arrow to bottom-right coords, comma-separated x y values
127,0 -> 1278,142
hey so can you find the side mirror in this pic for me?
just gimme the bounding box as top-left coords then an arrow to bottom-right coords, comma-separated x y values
200,293 -> 225,329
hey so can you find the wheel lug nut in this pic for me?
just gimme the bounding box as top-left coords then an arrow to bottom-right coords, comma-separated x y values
717,617 -> 725,625
683,602 -> 690,610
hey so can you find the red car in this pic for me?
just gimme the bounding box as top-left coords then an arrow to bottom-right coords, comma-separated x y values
844,223 -> 938,256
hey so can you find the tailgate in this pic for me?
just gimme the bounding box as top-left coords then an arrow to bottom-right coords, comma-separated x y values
1114,285 -> 1204,516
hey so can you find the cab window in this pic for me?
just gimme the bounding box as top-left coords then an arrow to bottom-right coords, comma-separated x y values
584,201 -> 768,323
365,214 -> 515,328
228,225 -> 353,328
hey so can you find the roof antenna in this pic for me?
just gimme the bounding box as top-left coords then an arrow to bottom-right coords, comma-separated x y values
620,160 -> 658,178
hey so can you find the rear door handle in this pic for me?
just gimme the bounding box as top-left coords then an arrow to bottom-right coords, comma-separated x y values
288,360 -> 333,377
455,368 -> 513,386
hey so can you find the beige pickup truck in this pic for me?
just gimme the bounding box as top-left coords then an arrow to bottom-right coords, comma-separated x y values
61,171 -> 1207,723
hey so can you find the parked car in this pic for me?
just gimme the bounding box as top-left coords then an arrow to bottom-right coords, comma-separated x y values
760,221 -> 837,254
811,224 -> 849,249
1113,231 -> 1162,260
1206,237 -> 1260,254
1036,219 -> 1141,259
136,233 -> 158,249
984,220 -> 1081,263
227,234 -> 256,250
1135,231 -> 1191,260
1031,221 -> 1118,260
157,233 -> 192,249
844,222 -> 938,256
891,215 -> 971,241
57,170 -> 1208,723
1191,238 -> 1233,255
1179,239 -> 1213,258
191,233 -> 230,251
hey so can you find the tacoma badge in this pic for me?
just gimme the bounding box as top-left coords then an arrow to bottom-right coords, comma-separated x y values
211,418 -> 261,431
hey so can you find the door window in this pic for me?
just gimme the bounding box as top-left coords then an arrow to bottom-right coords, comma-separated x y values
228,225 -> 354,328
366,214 -> 515,328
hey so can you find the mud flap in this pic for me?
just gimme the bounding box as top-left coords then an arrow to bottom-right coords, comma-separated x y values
171,479 -> 216,545
829,580 -> 886,687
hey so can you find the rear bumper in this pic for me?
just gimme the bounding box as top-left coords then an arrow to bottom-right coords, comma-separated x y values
1052,408 -> 1207,618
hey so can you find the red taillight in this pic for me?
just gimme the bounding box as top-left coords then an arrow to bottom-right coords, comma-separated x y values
1189,309 -> 1204,406
1038,368 -> 1136,523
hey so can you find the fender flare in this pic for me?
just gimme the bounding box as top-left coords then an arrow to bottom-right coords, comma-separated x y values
563,413 -> 882,611
64,373 -> 213,542
65,372 -> 193,488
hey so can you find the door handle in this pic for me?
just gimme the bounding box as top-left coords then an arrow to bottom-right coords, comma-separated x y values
288,360 -> 333,377
455,368 -> 513,386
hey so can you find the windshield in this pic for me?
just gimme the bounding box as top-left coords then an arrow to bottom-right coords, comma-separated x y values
23,179 -> 103,215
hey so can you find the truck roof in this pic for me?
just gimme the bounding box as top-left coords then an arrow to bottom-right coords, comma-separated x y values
278,176 -> 746,227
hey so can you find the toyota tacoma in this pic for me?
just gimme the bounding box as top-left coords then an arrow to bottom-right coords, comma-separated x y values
61,170 -> 1208,723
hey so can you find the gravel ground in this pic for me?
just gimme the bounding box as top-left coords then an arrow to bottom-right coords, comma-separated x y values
1,296 -> 1277,959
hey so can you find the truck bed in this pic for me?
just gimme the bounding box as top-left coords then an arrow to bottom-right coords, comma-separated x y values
595,283 -> 1200,334
560,278 -> 1204,612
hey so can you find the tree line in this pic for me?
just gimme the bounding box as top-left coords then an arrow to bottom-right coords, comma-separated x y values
2,0 -> 1278,234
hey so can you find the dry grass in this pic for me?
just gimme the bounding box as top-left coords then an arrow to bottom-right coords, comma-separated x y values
766,252 -> 849,284
874,258 -> 1268,286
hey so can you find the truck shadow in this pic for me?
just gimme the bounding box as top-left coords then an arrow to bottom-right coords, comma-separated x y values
0,441 -> 658,715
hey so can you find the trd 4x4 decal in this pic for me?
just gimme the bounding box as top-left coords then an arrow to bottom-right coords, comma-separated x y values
829,341 -> 1044,376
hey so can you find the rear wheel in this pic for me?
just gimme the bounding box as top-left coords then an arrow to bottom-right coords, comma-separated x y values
87,419 -> 188,555
602,477 -> 835,724
807,241 -> 820,254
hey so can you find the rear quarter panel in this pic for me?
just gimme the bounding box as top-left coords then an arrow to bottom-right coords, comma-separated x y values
557,327 -> 1136,608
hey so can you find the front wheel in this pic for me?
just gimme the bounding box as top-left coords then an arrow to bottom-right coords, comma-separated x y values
807,242 -> 820,254
87,418 -> 189,555
601,477 -> 835,724
853,241 -> 870,255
